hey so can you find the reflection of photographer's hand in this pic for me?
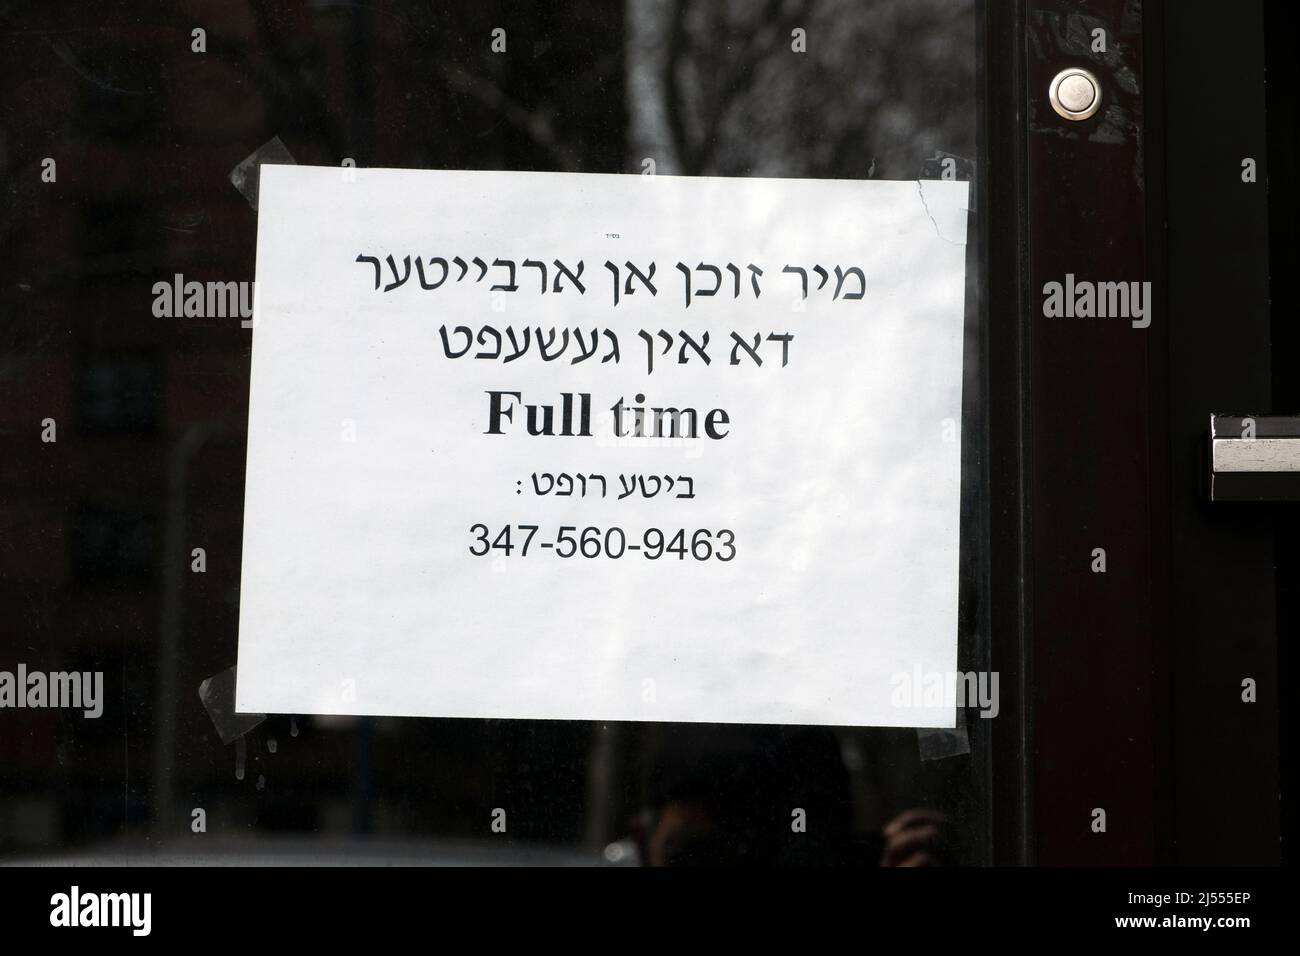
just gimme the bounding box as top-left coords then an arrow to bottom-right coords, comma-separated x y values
881,809 -> 948,867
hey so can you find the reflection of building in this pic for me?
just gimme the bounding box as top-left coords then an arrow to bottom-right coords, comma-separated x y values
1,0 -> 977,863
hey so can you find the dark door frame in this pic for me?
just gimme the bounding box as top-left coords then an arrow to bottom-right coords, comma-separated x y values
987,0 -> 1286,864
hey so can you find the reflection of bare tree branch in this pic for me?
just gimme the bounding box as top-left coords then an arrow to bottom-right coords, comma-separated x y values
439,64 -> 578,172
633,0 -> 974,180
695,0 -> 803,174
663,0 -> 695,174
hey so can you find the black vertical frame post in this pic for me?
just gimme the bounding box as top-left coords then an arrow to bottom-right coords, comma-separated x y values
1024,0 -> 1157,864
981,0 -> 1034,865
1155,0 -> 1282,863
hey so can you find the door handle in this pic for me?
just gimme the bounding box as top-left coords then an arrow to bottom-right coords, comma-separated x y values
1208,414 -> 1300,501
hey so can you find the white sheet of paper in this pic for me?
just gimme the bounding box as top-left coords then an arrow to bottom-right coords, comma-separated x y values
236,166 -> 969,727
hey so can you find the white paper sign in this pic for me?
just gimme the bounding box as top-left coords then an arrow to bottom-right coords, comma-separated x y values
236,166 -> 969,728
